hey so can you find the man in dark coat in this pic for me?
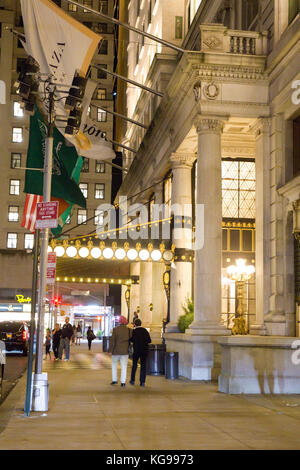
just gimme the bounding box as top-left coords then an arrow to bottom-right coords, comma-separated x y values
58,316 -> 73,361
129,319 -> 151,387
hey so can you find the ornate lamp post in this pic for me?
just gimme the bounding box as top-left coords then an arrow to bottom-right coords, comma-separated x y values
227,258 -> 255,335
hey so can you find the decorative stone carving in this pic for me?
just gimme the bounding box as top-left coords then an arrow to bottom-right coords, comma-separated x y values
203,36 -> 222,49
193,81 -> 201,102
194,117 -> 224,134
170,153 -> 196,169
203,82 -> 220,100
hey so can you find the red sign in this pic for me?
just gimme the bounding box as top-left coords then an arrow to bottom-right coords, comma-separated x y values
36,201 -> 58,229
47,252 -> 57,285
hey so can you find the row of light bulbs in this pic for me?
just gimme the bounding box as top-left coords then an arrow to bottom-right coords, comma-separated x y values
48,245 -> 173,262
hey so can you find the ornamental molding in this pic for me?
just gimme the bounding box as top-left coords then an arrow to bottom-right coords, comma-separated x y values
203,82 -> 220,100
250,118 -> 272,138
191,64 -> 267,82
203,36 -> 222,49
194,117 -> 225,134
170,153 -> 196,168
222,146 -> 255,158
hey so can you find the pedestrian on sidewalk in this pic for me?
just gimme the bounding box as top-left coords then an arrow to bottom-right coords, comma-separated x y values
58,317 -> 73,361
44,330 -> 52,360
130,319 -> 152,387
75,323 -> 82,345
52,323 -> 61,360
72,324 -> 76,344
87,326 -> 96,350
109,316 -> 132,387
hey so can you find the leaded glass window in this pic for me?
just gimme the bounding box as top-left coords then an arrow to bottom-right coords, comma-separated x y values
222,160 -> 255,219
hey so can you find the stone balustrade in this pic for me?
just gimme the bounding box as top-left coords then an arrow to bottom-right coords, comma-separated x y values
200,24 -> 268,56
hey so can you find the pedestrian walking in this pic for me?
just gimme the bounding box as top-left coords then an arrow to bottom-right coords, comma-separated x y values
87,326 -> 96,350
109,316 -> 132,387
75,323 -> 82,345
44,330 -> 52,360
129,319 -> 152,387
72,324 -> 76,344
52,323 -> 61,360
58,317 -> 73,361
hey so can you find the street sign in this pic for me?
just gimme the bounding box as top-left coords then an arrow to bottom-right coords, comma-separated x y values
36,201 -> 58,229
46,252 -> 57,285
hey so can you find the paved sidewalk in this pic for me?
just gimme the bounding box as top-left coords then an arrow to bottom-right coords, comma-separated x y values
1,342 -> 300,450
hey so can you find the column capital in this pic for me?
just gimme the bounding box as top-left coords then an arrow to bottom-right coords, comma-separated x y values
251,117 -> 271,138
194,115 -> 226,135
170,153 -> 196,169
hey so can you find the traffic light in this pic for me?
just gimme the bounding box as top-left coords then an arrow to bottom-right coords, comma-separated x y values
16,55 -> 40,114
65,71 -> 87,135
53,296 -> 62,308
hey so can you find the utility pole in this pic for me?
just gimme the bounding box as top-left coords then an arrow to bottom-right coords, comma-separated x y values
32,89 -> 55,412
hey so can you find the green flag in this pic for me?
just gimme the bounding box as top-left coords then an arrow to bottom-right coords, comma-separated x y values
24,107 -> 86,209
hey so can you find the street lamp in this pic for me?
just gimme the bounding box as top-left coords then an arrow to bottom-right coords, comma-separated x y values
227,258 -> 255,335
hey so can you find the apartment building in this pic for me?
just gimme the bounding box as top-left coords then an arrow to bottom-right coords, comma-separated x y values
0,0 -> 115,301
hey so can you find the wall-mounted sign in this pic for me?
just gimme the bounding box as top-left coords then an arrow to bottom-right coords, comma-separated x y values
0,304 -> 23,312
47,252 -> 57,285
16,295 -> 31,304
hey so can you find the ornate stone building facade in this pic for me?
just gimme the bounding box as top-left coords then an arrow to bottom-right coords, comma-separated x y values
116,0 -> 300,392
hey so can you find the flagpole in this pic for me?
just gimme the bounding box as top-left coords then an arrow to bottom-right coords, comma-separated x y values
32,91 -> 54,412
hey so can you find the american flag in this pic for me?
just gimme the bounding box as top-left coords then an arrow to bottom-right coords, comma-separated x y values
21,194 -> 43,232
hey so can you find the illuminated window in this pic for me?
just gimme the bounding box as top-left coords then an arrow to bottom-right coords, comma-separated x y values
78,209 -> 87,225
95,161 -> 105,173
222,160 -> 256,219
24,234 -> 34,250
14,102 -> 24,117
97,108 -> 107,122
7,233 -> 18,249
94,209 -> 104,225
97,88 -> 106,100
83,0 -> 92,12
163,174 -> 172,218
9,179 -> 20,195
12,127 -> 23,143
79,183 -> 88,198
95,183 -> 105,199
8,206 -> 19,222
68,3 -> 77,11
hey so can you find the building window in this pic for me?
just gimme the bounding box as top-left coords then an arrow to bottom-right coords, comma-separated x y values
97,64 -> 107,80
79,183 -> 88,198
68,3 -> 77,11
83,0 -> 92,12
78,209 -> 87,225
13,102 -> 24,117
81,158 -> 89,172
24,234 -> 34,250
163,174 -> 172,218
7,233 -> 18,249
8,206 -> 19,222
222,159 -> 256,219
12,127 -> 23,143
98,0 -> 108,14
97,108 -> 107,122
9,179 -> 20,196
97,88 -> 106,100
95,183 -> 105,199
175,16 -> 183,39
98,39 -> 108,55
17,58 -> 27,73
11,153 -> 21,168
289,0 -> 300,23
94,209 -> 104,225
95,161 -> 105,173
97,23 -> 108,33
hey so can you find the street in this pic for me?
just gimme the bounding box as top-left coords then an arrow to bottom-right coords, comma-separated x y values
0,354 -> 28,405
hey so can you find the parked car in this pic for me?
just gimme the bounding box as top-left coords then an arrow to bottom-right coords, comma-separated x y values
0,321 -> 29,356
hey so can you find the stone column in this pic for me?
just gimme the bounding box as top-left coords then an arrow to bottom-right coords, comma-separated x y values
121,285 -> 128,319
189,117 -> 228,335
167,153 -> 195,332
130,262 -> 140,323
139,261 -> 152,327
250,119 -> 270,335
